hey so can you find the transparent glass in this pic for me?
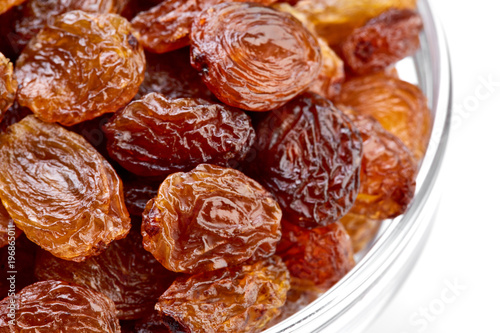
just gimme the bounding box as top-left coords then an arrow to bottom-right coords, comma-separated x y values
264,0 -> 452,332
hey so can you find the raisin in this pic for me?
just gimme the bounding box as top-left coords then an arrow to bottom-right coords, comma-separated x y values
335,73 -> 431,161
0,201 -> 21,248
293,0 -> 417,45
339,9 -> 423,75
0,116 -> 131,262
264,289 -> 319,328
104,94 -> 256,177
277,220 -> 355,292
339,212 -> 381,253
137,48 -> 214,101
15,10 -> 146,126
190,3 -> 322,111
142,164 -> 282,274
249,92 -> 362,229
0,101 -> 32,133
0,280 -> 121,332
35,231 -> 177,320
156,256 -> 290,333
0,0 -> 27,15
0,53 -> 16,119
123,178 -> 160,217
11,0 -> 124,53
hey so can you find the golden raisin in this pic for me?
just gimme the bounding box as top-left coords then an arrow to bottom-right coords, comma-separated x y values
339,212 -> 381,253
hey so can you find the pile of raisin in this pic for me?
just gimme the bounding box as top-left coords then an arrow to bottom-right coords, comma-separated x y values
0,0 -> 431,331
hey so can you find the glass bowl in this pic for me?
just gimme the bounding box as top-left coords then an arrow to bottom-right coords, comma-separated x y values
264,1 -> 452,332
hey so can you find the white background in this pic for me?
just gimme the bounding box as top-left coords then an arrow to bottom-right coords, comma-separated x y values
370,1 -> 500,332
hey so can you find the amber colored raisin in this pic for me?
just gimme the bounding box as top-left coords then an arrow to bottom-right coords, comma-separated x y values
293,0 -> 417,45
0,234 -> 36,299
335,73 -> 431,161
249,92 -> 362,229
339,212 -> 381,253
134,311 -> 172,333
0,0 -> 27,15
0,116 -> 131,262
0,101 -> 32,133
35,231 -> 177,320
0,201 -> 22,248
104,94 -> 256,177
123,178 -> 160,217
142,164 -> 282,274
0,280 -> 121,332
339,9 -> 423,75
15,10 -> 145,126
11,0 -> 124,53
137,48 -> 214,101
190,3 -> 322,111
0,53 -> 16,119
156,256 -> 290,333
277,220 -> 354,292
264,288 -> 319,328
343,110 -> 417,219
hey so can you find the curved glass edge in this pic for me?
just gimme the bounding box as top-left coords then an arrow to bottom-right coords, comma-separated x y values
264,0 -> 453,332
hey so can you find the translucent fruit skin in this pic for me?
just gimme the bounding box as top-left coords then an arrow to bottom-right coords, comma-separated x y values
15,10 -> 146,126
0,0 -> 27,15
104,94 -> 256,177
293,0 -> 417,45
142,164 -> 282,274
277,220 -> 355,292
336,73 -> 431,161
0,280 -> 121,332
346,111 -> 417,220
309,38 -> 345,100
190,2 -> 322,111
35,231 -> 177,320
339,9 -> 423,75
0,53 -> 16,119
251,92 -> 362,229
0,116 -> 131,262
156,256 -> 290,333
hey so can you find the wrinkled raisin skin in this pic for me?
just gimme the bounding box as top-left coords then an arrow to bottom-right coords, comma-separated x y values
0,116 -> 131,262
277,220 -> 355,292
339,212 -> 381,253
190,2 -> 322,111
142,164 -> 282,274
0,280 -> 121,332
0,52 -> 16,119
339,9 -> 423,75
15,10 -> 146,126
35,231 -> 177,320
249,92 -> 362,229
104,94 -> 255,177
156,256 -> 290,333
335,73 -> 431,161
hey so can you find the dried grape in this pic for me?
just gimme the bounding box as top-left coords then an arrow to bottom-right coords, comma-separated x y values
142,164 -> 282,274
0,115 -> 131,262
250,92 -> 362,229
309,38 -> 345,100
335,73 -> 431,161
0,0 -> 27,15
15,10 -> 146,126
339,9 -> 423,75
339,212 -> 381,253
35,231 -> 177,320
156,256 -> 290,333
277,220 -> 355,292
0,280 -> 121,332
104,94 -> 255,177
264,289 -> 319,328
0,53 -> 16,119
190,2 -> 322,111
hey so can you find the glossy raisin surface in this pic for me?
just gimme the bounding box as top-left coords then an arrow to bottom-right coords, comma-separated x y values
339,9 -> 423,75
250,92 -> 362,229
190,2 -> 321,111
0,280 -> 121,332
142,164 -> 282,274
137,48 -> 214,101
335,73 -> 431,161
0,116 -> 131,262
0,201 -> 21,248
293,0 -> 417,45
277,220 -> 355,292
0,0 -> 27,15
104,94 -> 256,177
339,212 -> 381,253
309,38 -> 345,100
156,256 -> 290,333
0,53 -> 16,119
15,10 -> 145,126
35,231 -> 177,320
